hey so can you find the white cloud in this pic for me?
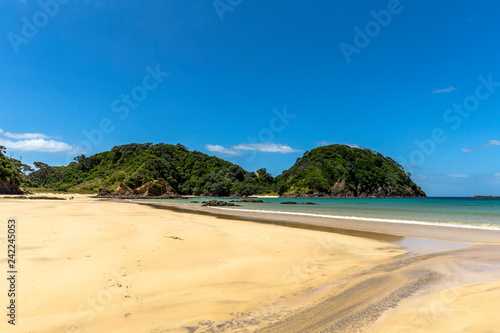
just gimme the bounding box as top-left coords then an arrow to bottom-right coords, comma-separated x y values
0,128 -> 50,140
206,142 -> 302,156
5,132 -> 49,140
447,174 -> 469,178
433,86 -> 458,94
205,144 -> 242,156
481,140 -> 500,147
232,143 -> 302,153
0,138 -> 77,153
461,148 -> 476,153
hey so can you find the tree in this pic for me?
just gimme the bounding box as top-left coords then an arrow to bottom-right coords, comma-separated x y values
256,168 -> 273,184
73,154 -> 86,164
0,146 -> 23,185
32,162 -> 62,187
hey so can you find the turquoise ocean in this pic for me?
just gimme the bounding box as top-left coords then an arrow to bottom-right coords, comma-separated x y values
141,197 -> 500,231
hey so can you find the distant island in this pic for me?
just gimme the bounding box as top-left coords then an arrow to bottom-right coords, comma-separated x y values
468,195 -> 500,198
1,143 -> 425,198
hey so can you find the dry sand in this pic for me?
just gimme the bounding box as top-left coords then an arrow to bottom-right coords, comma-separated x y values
0,195 -> 499,332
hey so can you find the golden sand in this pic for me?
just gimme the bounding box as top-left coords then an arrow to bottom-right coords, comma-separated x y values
0,195 -> 499,332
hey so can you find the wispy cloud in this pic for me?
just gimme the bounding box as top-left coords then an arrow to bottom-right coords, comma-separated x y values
460,148 -> 476,153
206,142 -> 302,156
480,140 -> 500,147
205,144 -> 242,156
0,138 -> 77,153
316,140 -> 332,146
232,143 -> 302,153
495,173 -> 500,177
433,86 -> 458,94
0,129 -> 76,153
447,174 -> 470,178
411,174 -> 443,180
0,129 -> 49,140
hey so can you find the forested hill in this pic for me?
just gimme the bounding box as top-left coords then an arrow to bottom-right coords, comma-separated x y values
32,143 -> 274,196
27,143 -> 426,198
274,145 -> 426,198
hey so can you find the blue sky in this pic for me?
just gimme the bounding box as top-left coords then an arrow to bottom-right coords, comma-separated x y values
1,0 -> 499,196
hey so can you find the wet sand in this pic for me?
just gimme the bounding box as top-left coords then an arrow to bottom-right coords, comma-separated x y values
138,201 -> 500,244
0,195 -> 499,332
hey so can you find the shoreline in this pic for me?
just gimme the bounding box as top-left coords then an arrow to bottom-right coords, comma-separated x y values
132,200 -> 500,245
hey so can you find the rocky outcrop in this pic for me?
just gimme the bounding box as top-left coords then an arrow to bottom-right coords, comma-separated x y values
99,188 -> 112,197
133,180 -> 176,197
97,180 -> 179,199
0,181 -> 23,195
331,179 -> 346,196
114,184 -> 134,196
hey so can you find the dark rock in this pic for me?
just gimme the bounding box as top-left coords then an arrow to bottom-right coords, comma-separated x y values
280,201 -> 298,204
202,200 -> 241,207
99,188 -> 112,197
0,181 -> 23,195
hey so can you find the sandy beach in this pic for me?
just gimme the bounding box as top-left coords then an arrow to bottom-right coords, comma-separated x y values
1,195 -> 500,332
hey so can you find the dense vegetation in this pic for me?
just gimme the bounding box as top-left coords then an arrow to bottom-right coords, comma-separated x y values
274,145 -> 426,198
30,143 -> 274,196
0,146 -> 31,193
26,143 -> 425,198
